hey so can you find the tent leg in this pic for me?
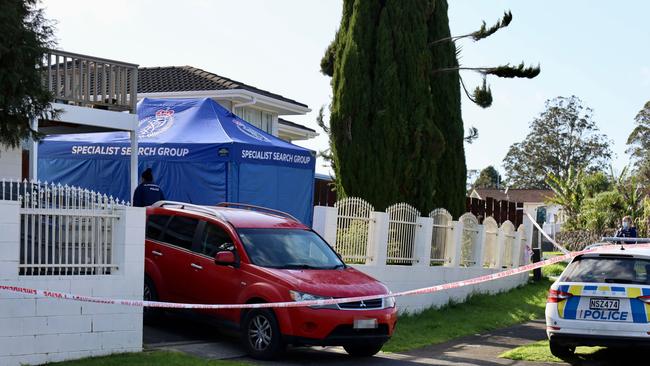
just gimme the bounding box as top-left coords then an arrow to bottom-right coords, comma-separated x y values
130,131 -> 138,203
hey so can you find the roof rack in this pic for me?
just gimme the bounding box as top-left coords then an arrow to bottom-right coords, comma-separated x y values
152,200 -> 227,221
216,202 -> 299,222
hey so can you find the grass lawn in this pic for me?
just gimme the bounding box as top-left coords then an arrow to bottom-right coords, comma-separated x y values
48,351 -> 250,366
542,262 -> 567,278
500,340 -> 603,363
383,279 -> 553,352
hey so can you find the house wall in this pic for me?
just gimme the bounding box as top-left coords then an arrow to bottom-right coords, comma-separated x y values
0,147 -> 21,180
0,201 -> 145,366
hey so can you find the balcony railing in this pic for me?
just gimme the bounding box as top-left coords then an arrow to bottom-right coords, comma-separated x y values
40,49 -> 138,113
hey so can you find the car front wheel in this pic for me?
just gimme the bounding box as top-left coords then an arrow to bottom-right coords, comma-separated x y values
549,339 -> 575,358
344,342 -> 384,357
241,309 -> 284,360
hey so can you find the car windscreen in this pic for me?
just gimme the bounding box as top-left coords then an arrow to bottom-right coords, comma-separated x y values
560,255 -> 650,284
237,228 -> 344,270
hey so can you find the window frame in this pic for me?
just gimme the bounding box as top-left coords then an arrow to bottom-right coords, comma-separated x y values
193,220 -> 238,259
158,215 -> 202,251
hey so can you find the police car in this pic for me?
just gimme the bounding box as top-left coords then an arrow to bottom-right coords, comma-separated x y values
546,241 -> 650,357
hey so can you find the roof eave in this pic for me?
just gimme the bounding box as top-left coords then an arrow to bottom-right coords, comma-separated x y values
138,89 -> 311,115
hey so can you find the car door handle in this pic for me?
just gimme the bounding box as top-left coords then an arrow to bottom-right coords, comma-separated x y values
190,263 -> 203,270
151,250 -> 163,257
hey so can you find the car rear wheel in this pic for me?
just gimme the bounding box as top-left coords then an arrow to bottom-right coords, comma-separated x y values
143,276 -> 161,324
344,342 -> 384,357
241,309 -> 284,360
549,339 -> 575,358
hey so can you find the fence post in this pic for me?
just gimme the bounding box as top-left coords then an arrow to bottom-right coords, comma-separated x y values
368,211 -> 389,266
413,216 -> 433,267
495,226 -> 505,269
312,206 -> 338,246
449,220 -> 464,267
513,229 -> 523,267
473,224 -> 486,267
0,200 -> 20,280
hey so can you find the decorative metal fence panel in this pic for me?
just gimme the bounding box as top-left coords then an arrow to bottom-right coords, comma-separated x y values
386,203 -> 420,265
482,217 -> 498,268
459,213 -> 479,267
501,221 -> 516,268
2,179 -> 122,276
334,197 -> 374,263
429,208 -> 452,265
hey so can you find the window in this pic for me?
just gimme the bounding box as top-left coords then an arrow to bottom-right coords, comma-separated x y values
161,216 -> 199,250
146,215 -> 169,241
198,223 -> 234,257
561,255 -> 650,284
237,229 -> 344,269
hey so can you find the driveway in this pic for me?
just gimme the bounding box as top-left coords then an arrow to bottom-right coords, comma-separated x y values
145,314 -> 553,365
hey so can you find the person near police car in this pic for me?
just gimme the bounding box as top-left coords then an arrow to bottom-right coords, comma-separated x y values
132,168 -> 165,207
615,216 -> 637,238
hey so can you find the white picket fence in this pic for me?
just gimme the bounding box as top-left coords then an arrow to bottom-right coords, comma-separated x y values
1,179 -> 126,275
314,197 -> 530,269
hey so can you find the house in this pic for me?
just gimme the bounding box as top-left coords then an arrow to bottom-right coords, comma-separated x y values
137,66 -> 318,142
0,49 -> 145,366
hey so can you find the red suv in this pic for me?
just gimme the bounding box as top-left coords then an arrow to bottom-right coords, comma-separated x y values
143,201 -> 398,359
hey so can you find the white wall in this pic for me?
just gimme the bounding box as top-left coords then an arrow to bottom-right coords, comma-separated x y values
0,147 -> 21,180
354,265 -> 528,314
0,201 -> 145,366
314,205 -> 530,314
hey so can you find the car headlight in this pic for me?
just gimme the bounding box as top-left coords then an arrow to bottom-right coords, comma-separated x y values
384,295 -> 396,309
289,290 -> 337,309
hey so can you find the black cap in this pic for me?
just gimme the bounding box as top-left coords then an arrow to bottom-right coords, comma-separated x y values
142,168 -> 153,182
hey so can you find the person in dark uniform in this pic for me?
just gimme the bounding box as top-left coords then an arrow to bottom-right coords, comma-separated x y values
615,216 -> 637,242
132,168 -> 165,207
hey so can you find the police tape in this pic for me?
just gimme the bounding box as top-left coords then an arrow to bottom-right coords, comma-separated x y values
1,243 -> 642,310
523,212 -> 570,255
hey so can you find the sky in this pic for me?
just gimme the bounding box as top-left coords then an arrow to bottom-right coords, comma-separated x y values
42,0 -> 650,179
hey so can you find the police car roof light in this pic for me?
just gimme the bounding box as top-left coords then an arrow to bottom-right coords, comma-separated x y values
599,237 -> 650,243
215,202 -> 298,222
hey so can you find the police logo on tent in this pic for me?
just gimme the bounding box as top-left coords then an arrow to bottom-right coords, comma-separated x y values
233,119 -> 270,143
138,109 -> 175,138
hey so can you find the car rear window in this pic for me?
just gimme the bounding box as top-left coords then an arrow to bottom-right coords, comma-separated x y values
560,255 -> 650,284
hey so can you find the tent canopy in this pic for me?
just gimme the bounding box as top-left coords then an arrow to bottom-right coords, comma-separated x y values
39,98 -> 316,224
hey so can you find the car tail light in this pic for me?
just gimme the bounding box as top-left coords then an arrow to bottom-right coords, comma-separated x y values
637,296 -> 650,304
547,326 -> 561,331
547,289 -> 573,303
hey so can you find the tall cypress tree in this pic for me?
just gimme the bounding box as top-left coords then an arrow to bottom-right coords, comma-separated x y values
323,0 -> 443,213
321,1 -> 538,216
427,0 -> 465,216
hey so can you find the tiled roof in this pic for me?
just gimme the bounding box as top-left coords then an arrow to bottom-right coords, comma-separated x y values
137,66 -> 308,108
278,118 -> 316,133
473,188 -> 555,203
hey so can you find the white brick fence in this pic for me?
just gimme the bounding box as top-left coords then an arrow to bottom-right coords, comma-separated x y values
314,197 -> 532,313
0,180 -> 145,366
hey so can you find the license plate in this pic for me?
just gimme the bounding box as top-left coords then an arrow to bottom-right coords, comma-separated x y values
589,298 -> 619,311
353,318 -> 378,329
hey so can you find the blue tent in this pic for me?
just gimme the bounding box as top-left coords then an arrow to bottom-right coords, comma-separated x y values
38,98 -> 316,224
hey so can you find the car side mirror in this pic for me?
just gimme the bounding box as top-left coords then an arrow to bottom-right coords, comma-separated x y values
215,251 -> 237,266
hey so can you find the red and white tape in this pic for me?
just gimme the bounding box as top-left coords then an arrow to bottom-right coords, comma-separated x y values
0,243 -> 642,310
